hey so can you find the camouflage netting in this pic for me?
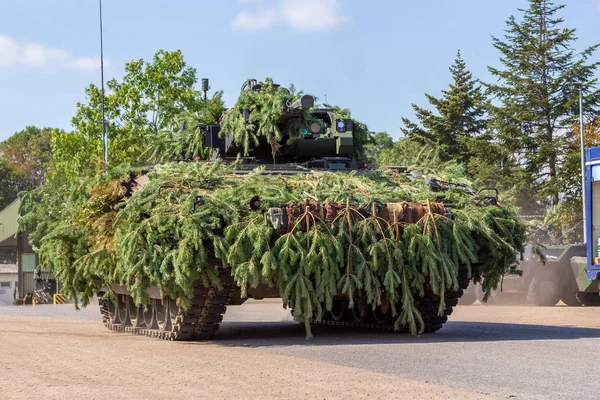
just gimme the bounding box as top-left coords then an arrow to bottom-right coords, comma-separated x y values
19,161 -> 525,338
219,78 -> 372,161
18,77 -> 526,338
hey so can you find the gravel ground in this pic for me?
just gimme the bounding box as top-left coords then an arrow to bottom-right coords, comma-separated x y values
1,300 -> 599,399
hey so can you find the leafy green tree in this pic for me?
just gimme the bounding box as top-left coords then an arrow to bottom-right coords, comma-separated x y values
51,129 -> 101,182
54,49 -> 209,181
379,137 -> 424,167
364,131 -> 393,164
485,0 -> 600,207
0,160 -> 21,209
0,126 -> 54,208
0,126 -> 53,187
401,51 -> 488,165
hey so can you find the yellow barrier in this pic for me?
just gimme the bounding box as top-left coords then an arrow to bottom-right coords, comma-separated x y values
53,294 -> 66,304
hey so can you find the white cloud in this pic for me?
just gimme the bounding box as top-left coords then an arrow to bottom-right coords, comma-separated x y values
70,56 -> 106,71
232,8 -> 277,31
0,35 -> 108,71
232,0 -> 350,32
281,0 -> 349,31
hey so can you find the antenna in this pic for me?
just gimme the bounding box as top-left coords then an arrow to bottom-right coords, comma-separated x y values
99,0 -> 108,165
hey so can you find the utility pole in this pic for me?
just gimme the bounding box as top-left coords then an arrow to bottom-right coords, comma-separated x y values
578,85 -> 586,244
99,0 -> 108,165
568,82 -> 587,243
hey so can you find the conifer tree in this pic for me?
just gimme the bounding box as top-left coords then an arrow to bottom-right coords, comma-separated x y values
401,50 -> 487,164
485,0 -> 600,208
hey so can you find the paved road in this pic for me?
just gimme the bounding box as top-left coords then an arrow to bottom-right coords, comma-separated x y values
2,301 -> 599,399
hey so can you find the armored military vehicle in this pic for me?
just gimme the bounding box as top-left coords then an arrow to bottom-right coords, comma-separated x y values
21,79 -> 525,340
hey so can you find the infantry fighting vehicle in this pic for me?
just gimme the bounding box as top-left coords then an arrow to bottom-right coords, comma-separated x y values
97,79 -> 515,340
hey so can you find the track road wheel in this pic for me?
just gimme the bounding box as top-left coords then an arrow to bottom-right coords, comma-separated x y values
157,298 -> 179,333
349,306 -> 366,323
99,271 -> 234,341
371,305 -> 392,325
117,296 -> 130,326
127,297 -> 143,328
329,300 -> 347,321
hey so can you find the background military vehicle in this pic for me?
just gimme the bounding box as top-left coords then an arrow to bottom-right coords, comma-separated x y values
461,146 -> 600,308
569,147 -> 600,306
460,245 -> 585,306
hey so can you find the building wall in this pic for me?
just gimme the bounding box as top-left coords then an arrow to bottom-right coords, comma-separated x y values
17,232 -> 41,301
0,201 -> 56,302
0,273 -> 18,305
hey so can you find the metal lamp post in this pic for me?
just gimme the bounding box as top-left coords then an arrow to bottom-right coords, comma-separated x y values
567,82 -> 586,243
578,85 -> 586,244
99,0 -> 108,165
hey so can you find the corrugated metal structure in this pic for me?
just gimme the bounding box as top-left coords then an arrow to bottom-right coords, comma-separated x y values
0,199 -> 57,302
0,199 -> 20,246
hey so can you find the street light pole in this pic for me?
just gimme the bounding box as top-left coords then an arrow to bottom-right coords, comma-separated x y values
566,82 -> 587,243
99,0 -> 108,165
578,86 -> 586,244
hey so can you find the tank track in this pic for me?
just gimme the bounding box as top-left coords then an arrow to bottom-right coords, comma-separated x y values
99,272 -> 233,341
99,265 -> 472,339
310,264 -> 470,334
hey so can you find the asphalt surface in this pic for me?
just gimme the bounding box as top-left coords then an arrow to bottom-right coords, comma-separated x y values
2,300 -> 599,400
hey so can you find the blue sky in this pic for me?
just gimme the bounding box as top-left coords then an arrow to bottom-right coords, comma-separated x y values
0,0 -> 599,142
